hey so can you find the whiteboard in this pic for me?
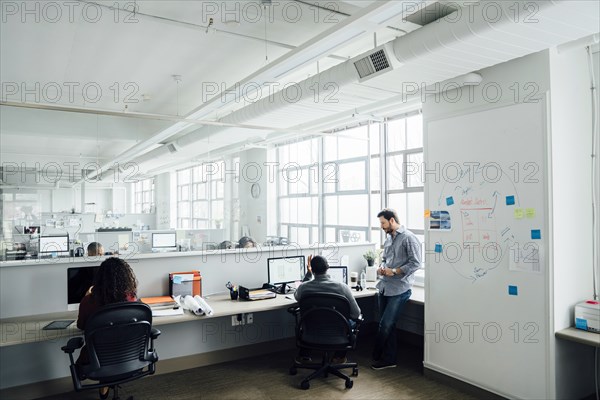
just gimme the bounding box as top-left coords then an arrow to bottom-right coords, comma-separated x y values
424,100 -> 549,399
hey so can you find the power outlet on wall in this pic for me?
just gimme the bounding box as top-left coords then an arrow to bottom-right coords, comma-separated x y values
231,314 -> 244,326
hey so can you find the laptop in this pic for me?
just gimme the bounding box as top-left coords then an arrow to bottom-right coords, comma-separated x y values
328,266 -> 348,285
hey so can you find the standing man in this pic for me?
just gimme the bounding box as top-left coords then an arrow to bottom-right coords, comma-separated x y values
372,208 -> 421,370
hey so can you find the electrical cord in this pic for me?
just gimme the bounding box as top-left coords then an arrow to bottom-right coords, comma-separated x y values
585,44 -> 599,400
585,45 -> 598,301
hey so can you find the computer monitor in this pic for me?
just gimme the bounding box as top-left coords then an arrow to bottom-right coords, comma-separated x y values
328,266 -> 348,285
267,255 -> 306,294
23,226 -> 40,235
67,265 -> 99,311
152,232 -> 177,251
39,235 -> 69,255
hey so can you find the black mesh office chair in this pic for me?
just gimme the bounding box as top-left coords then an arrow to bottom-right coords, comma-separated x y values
288,293 -> 363,390
62,302 -> 161,400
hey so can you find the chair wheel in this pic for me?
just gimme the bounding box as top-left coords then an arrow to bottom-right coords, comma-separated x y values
352,367 -> 358,376
289,367 -> 297,375
300,380 -> 310,390
345,379 -> 353,389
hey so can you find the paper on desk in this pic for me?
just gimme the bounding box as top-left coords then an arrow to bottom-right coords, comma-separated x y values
152,307 -> 184,317
172,274 -> 194,284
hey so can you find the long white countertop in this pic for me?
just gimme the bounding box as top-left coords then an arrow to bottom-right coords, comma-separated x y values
0,290 -> 377,347
0,287 -> 424,347
0,242 -> 374,268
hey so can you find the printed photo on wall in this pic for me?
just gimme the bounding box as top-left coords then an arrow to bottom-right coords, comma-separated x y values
429,211 -> 452,230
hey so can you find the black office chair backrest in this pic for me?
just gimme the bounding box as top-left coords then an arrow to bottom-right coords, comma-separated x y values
84,302 -> 155,380
298,293 -> 353,348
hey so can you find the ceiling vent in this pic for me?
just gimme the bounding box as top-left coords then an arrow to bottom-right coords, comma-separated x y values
167,143 -> 179,153
353,46 -> 394,83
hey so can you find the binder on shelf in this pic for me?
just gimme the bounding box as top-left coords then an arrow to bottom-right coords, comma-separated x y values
239,286 -> 277,301
169,270 -> 202,298
140,296 -> 177,307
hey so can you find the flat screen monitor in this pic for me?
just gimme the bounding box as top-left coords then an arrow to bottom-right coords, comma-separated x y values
267,256 -> 305,293
23,226 -> 40,235
39,235 -> 69,254
152,232 -> 176,249
328,266 -> 348,285
67,265 -> 99,311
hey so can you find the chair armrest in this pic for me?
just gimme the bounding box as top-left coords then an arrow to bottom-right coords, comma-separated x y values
287,306 -> 300,316
151,328 -> 161,339
61,337 -> 84,354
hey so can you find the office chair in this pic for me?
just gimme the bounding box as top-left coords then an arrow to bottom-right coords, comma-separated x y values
288,293 -> 363,390
61,302 -> 161,400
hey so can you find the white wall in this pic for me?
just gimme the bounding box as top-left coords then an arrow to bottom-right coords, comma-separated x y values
549,46 -> 597,399
423,49 -> 596,399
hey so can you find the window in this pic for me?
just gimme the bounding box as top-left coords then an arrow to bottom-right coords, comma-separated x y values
323,125 -> 371,243
272,111 -> 424,255
385,113 -> 425,285
133,178 -> 155,213
176,161 -> 225,229
276,138 -> 320,244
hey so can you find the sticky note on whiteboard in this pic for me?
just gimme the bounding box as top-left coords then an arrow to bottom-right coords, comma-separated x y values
424,209 -> 431,218
505,195 -> 515,206
434,244 -> 443,253
508,285 -> 518,296
526,208 -> 536,218
531,230 -> 541,240
446,197 -> 454,206
514,208 -> 524,219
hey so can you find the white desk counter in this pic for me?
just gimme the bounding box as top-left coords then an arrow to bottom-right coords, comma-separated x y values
555,327 -> 600,347
0,289 -> 381,347
0,287 -> 424,348
0,242 -> 374,268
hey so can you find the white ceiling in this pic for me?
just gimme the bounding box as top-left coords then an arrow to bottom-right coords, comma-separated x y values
1,0 -> 599,183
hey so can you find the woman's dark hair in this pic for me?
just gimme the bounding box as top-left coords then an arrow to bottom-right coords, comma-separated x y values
311,255 -> 329,275
92,257 -> 137,306
238,236 -> 256,248
377,208 -> 399,223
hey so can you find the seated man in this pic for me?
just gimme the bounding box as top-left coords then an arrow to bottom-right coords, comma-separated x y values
237,236 -> 256,249
294,255 -> 361,364
87,242 -> 104,257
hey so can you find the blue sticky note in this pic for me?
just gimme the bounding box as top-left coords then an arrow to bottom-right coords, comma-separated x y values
446,196 -> 454,206
575,318 -> 588,330
173,275 -> 183,284
506,195 -> 515,206
508,285 -> 518,296
434,244 -> 443,253
531,229 -> 541,240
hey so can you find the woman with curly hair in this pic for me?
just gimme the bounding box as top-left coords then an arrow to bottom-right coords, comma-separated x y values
76,257 -> 138,398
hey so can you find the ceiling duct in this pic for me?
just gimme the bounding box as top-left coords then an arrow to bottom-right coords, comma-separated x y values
404,1 -> 459,26
128,0 -> 600,174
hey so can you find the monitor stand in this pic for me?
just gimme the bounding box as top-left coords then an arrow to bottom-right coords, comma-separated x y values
263,283 -> 291,294
276,283 -> 290,294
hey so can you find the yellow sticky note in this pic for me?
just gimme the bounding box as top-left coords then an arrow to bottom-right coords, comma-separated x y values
514,208 -> 524,219
526,208 -> 535,218
424,209 -> 431,218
